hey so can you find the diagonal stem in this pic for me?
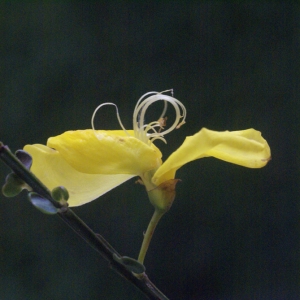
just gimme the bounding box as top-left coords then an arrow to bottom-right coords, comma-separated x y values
138,208 -> 165,264
0,142 -> 169,300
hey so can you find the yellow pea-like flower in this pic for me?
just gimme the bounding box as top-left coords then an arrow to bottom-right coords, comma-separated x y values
24,91 -> 271,207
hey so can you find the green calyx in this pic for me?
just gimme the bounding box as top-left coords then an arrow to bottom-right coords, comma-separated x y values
147,179 -> 180,212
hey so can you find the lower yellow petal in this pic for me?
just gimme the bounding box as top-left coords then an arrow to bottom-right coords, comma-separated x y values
47,130 -> 162,175
24,144 -> 133,206
152,128 -> 271,185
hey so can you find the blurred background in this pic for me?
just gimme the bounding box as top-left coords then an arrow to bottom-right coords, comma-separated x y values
0,2 -> 299,299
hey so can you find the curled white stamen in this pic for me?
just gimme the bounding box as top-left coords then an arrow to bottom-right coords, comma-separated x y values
91,90 -> 186,145
133,90 -> 186,144
91,103 -> 130,138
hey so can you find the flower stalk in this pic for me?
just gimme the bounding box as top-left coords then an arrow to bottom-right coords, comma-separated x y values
138,208 -> 165,264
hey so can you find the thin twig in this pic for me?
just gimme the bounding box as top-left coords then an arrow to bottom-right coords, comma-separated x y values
0,142 -> 169,300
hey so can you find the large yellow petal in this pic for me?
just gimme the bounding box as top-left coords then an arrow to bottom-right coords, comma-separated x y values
152,128 -> 271,185
24,144 -> 134,206
47,130 -> 162,175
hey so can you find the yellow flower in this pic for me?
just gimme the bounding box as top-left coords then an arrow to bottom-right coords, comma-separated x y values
24,91 -> 271,207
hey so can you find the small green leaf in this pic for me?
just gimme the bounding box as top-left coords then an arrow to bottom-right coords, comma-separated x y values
2,173 -> 27,197
51,186 -> 69,202
15,150 -> 32,169
28,192 -> 57,215
113,254 -> 145,274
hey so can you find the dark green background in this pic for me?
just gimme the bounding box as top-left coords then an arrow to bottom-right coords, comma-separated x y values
0,2 -> 299,299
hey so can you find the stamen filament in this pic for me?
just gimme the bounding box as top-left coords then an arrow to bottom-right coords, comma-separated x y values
91,90 -> 186,145
91,103 -> 131,137
133,90 -> 187,144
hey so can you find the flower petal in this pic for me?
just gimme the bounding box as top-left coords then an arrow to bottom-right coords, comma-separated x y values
47,130 -> 162,175
152,128 -> 271,185
24,144 -> 134,206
